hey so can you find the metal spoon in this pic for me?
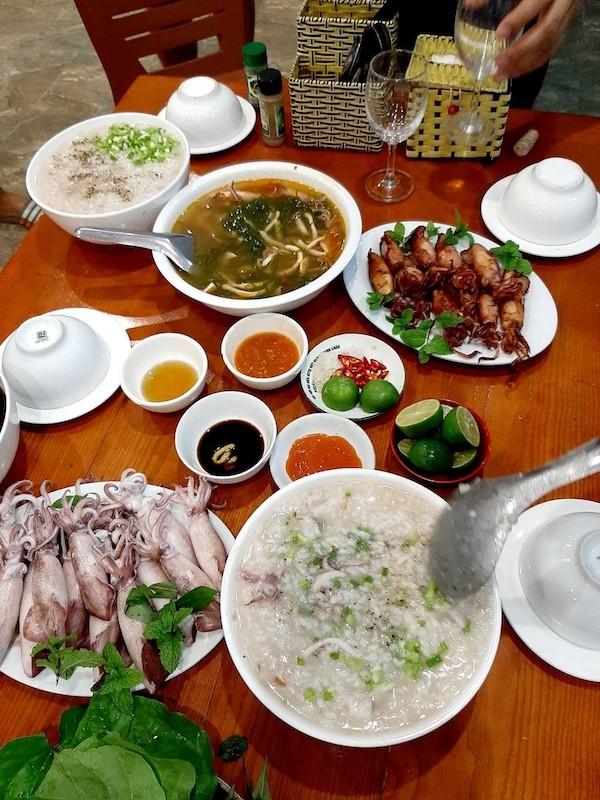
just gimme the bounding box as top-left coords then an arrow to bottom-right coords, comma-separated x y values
429,438 -> 600,599
75,226 -> 195,273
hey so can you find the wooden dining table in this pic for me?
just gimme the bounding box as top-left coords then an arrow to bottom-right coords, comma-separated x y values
1,73 -> 599,799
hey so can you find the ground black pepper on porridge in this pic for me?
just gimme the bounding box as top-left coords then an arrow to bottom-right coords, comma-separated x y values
34,122 -> 184,214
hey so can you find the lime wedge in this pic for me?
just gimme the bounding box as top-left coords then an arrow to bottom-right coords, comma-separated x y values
441,406 -> 481,448
451,448 -> 479,471
396,438 -> 414,458
395,399 -> 443,438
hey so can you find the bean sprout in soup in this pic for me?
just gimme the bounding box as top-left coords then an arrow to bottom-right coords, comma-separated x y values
33,122 -> 185,214
234,478 -> 495,733
172,179 -> 346,299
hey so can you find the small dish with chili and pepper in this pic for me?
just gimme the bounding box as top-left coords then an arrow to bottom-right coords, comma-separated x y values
221,313 -> 308,391
175,391 -> 277,484
269,412 -> 376,489
300,333 -> 406,422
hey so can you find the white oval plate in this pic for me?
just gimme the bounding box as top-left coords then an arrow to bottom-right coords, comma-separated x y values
300,333 -> 406,422
157,98 -> 256,155
496,498 -> 600,681
0,308 -> 130,425
0,481 -> 234,697
481,175 -> 600,258
343,222 -> 559,367
269,412 -> 376,488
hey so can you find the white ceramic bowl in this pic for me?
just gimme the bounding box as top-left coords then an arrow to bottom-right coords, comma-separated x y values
26,112 -> 190,235
221,469 -> 501,747
221,313 -> 308,391
152,161 -> 362,316
1,313 -> 109,410
0,371 -> 20,484
165,77 -> 244,149
269,412 -> 376,488
519,510 -> 600,649
498,157 -> 598,245
120,332 -> 208,413
175,391 -> 277,484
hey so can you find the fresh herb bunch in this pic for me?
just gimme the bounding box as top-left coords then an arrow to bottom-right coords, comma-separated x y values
94,123 -> 180,165
366,213 -> 532,363
31,581 -> 217,684
125,581 -> 217,674
0,644 -> 217,799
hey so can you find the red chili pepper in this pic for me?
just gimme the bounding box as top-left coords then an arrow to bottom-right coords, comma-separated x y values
333,354 -> 389,388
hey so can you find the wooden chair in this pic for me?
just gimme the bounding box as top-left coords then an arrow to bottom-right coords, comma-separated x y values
73,0 -> 256,104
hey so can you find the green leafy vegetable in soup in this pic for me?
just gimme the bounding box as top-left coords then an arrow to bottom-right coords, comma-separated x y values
173,178 -> 346,299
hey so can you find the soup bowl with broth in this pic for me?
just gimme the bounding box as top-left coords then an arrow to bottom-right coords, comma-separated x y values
221,469 -> 501,747
26,112 -> 190,235
152,161 -> 362,316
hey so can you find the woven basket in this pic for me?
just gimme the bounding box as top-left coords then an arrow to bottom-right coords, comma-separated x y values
297,0 -> 397,72
406,35 -> 510,160
289,55 -> 382,151
290,1 -> 395,151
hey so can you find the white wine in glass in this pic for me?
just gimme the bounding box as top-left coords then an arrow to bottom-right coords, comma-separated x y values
365,49 -> 428,203
446,0 -> 521,145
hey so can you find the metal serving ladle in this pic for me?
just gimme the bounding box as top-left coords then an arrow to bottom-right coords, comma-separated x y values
429,438 -> 600,599
75,226 -> 195,273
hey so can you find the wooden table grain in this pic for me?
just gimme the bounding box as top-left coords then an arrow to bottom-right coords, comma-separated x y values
1,74 -> 599,799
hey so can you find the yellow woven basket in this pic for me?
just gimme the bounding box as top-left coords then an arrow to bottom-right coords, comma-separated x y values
290,1 -> 396,150
289,55 -> 382,152
406,34 -> 511,160
296,1 -> 397,70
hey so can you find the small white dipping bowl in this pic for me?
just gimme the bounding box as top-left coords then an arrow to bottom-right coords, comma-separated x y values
26,112 -> 190,236
221,313 -> 308,391
165,77 -> 244,149
269,412 -> 376,488
1,313 -> 109,410
175,391 -> 277,485
0,371 -> 20,484
498,157 -> 598,245
152,161 -> 362,316
120,333 -> 208,414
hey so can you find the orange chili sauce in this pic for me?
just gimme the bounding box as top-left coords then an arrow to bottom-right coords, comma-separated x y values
234,331 -> 300,378
285,433 -> 362,480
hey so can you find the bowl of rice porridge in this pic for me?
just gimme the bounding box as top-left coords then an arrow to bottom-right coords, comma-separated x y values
26,112 -> 190,235
221,469 -> 501,747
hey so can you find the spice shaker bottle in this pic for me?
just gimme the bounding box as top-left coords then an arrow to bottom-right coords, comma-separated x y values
257,68 -> 286,147
242,41 -> 268,109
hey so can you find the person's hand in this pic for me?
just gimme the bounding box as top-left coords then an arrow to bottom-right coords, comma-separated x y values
466,0 -> 584,80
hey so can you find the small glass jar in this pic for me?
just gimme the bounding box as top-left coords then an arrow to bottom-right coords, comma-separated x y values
257,68 -> 286,147
242,41 -> 268,109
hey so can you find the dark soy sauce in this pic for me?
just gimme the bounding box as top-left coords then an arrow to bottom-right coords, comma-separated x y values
197,419 -> 264,477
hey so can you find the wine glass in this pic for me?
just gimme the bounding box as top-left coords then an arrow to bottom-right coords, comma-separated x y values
364,49 -> 428,203
446,0 -> 521,144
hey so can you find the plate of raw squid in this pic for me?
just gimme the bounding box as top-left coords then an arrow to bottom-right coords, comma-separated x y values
343,222 -> 558,366
0,471 -> 234,697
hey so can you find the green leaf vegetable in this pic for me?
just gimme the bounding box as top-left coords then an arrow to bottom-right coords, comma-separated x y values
31,635 -> 104,681
490,239 -> 533,275
366,214 -> 532,361
125,582 -> 218,674
0,646 -> 217,800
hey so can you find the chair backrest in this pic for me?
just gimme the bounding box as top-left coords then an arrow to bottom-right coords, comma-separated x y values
74,0 -> 256,104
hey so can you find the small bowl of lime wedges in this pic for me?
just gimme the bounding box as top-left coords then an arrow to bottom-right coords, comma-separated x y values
389,398 -> 490,487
